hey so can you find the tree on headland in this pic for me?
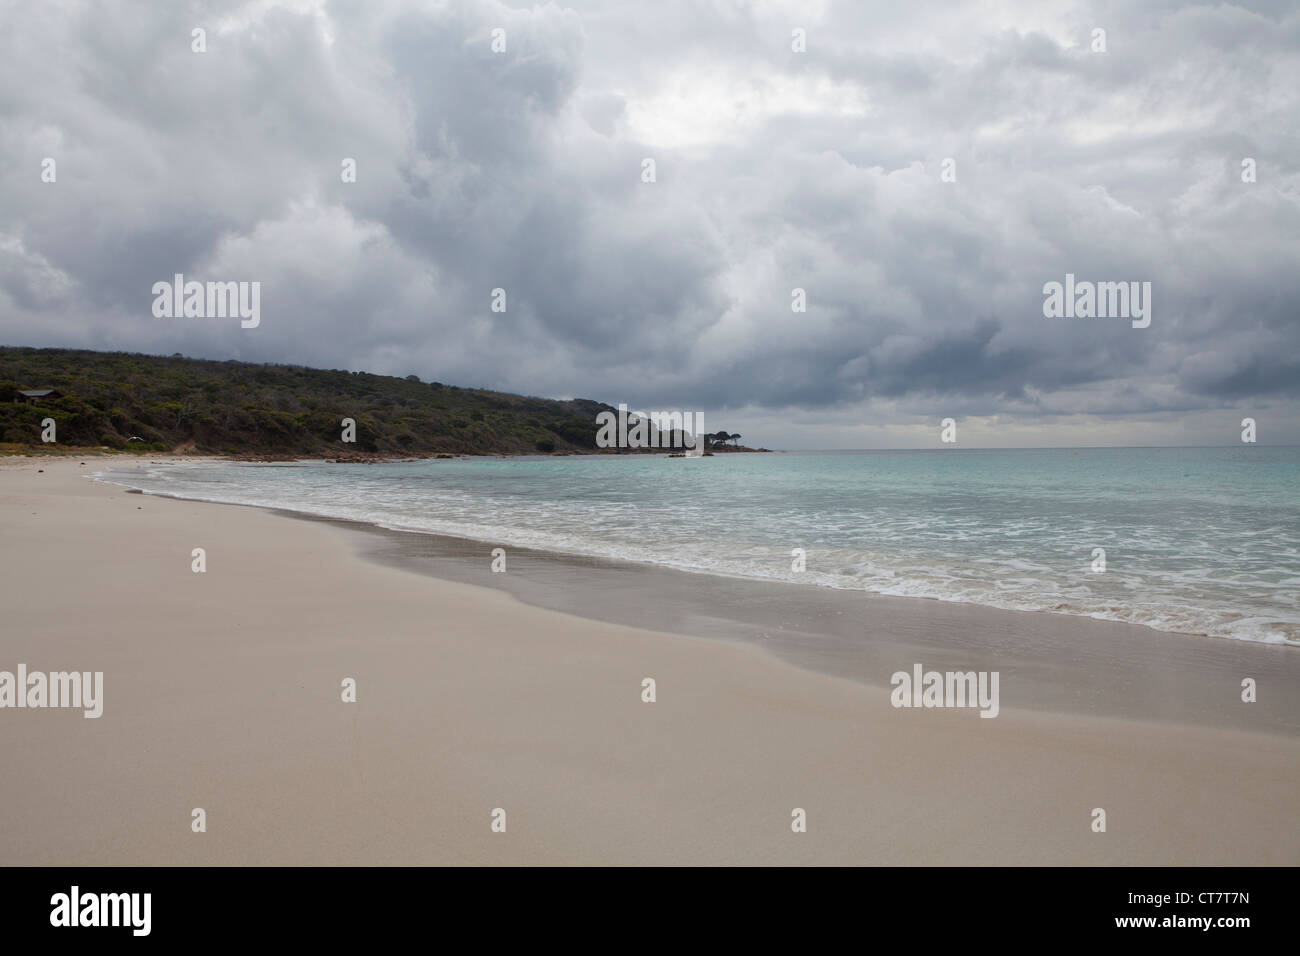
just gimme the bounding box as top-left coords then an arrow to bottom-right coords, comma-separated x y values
703,431 -> 744,448
0,346 -> 771,457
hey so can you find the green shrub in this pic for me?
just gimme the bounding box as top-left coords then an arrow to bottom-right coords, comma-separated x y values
0,346 -> 706,457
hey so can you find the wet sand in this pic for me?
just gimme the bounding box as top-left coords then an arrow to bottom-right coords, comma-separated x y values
339,512 -> 1300,735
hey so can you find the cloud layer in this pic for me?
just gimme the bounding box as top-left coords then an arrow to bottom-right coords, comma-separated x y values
2,0 -> 1297,446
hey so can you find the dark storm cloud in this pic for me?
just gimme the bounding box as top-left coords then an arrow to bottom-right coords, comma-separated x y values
0,0 -> 1297,446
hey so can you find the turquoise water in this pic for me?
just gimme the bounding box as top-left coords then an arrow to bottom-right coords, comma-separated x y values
97,447 -> 1300,645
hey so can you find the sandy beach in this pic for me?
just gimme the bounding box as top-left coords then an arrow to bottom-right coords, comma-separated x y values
1,455 -> 1297,866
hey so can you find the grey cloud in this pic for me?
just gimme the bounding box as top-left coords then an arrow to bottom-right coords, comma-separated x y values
0,0 -> 1297,446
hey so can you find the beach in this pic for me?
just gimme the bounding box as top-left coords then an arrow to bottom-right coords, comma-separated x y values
1,455 -> 1297,866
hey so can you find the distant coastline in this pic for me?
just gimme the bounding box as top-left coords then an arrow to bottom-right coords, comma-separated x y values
0,345 -> 767,458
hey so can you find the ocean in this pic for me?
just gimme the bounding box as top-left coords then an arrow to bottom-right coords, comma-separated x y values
95,446 -> 1300,646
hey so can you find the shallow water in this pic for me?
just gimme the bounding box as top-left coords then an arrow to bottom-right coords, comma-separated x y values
96,446 -> 1300,646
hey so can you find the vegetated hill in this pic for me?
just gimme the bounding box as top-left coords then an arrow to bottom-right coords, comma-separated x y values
0,347 -> 754,457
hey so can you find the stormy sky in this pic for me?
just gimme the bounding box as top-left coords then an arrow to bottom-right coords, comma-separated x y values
1,0 -> 1297,448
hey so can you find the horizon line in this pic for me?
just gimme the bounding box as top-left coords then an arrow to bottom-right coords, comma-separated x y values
760,444 -> 1296,452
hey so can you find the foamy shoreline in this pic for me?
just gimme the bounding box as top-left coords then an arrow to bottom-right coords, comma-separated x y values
2,456 -> 1297,865
89,453 -> 1300,650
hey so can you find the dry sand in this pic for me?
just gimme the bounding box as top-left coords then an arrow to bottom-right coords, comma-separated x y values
1,456 -> 1296,865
